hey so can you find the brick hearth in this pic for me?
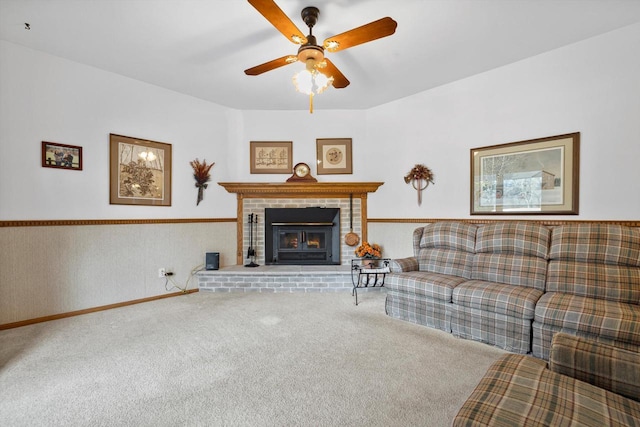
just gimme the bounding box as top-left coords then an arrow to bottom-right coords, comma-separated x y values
197,265 -> 385,296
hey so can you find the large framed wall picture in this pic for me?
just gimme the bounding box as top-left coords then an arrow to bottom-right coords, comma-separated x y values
471,132 -> 580,215
109,134 -> 172,206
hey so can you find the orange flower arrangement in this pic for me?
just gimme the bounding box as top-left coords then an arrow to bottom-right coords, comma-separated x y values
355,242 -> 382,258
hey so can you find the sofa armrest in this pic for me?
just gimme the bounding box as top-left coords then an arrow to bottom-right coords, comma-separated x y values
549,332 -> 640,402
390,257 -> 419,273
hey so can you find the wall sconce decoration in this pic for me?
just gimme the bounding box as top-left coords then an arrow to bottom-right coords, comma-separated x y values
190,158 -> 215,206
404,164 -> 435,206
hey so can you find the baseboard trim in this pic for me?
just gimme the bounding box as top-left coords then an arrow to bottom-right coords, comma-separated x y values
0,289 -> 199,330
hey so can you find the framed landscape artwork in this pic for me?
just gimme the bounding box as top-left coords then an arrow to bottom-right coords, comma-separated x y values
471,132 -> 580,215
109,133 -> 172,206
42,141 -> 83,170
316,138 -> 352,175
249,141 -> 293,174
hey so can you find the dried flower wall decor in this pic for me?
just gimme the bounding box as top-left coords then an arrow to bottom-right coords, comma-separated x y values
190,158 -> 215,206
404,164 -> 435,206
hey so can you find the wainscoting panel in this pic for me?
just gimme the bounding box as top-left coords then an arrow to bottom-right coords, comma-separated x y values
0,221 -> 236,325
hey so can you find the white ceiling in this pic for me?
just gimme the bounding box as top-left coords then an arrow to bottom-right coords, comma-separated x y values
2,0 -> 640,111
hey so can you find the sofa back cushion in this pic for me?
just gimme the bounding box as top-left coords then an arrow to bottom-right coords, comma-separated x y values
414,222 -> 477,279
472,222 -> 551,290
549,332 -> 640,402
547,224 -> 640,303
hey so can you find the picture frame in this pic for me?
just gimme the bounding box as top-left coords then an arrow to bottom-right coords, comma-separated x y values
249,141 -> 293,174
316,138 -> 352,175
471,132 -> 579,215
42,141 -> 83,170
109,133 -> 172,206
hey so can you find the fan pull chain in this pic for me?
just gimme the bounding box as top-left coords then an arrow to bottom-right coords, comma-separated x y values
309,93 -> 314,113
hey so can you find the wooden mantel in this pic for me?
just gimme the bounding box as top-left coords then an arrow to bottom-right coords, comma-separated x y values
219,182 -> 384,264
218,182 -> 384,198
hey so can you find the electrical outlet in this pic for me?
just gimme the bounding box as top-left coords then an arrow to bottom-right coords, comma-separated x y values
158,268 -> 166,278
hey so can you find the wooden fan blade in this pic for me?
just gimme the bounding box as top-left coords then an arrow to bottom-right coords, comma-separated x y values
245,55 -> 296,75
323,17 -> 397,53
319,59 -> 350,89
248,0 -> 307,44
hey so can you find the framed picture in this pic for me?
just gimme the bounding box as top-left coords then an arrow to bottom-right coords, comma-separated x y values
249,141 -> 292,174
109,133 -> 172,206
42,141 -> 83,170
471,132 -> 579,215
316,138 -> 352,175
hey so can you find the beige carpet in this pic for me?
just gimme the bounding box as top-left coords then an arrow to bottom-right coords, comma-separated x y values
0,291 -> 505,426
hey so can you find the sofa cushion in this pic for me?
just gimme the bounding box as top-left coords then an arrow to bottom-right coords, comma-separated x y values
472,253 -> 548,290
416,248 -> 475,279
549,333 -> 640,402
547,260 -> 640,303
385,272 -> 466,302
452,353 -> 640,427
535,292 -> 640,344
417,221 -> 477,253
476,222 -> 551,259
549,224 -> 640,266
453,280 -> 543,319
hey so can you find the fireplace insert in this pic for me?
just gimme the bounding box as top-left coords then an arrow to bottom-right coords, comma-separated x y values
265,207 -> 340,265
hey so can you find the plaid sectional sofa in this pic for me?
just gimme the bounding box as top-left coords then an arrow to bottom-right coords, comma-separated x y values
386,221 -> 640,358
453,333 -> 640,426
533,224 -> 640,359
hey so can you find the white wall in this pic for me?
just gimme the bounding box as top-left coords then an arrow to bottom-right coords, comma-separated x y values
0,40 -> 237,220
365,23 -> 640,220
232,24 -> 640,221
3,24 -> 640,221
236,109 -> 367,180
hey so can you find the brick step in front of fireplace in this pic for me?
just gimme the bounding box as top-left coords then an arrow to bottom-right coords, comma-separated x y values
197,265 -> 386,294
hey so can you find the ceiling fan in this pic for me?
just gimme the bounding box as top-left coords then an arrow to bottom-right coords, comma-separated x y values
244,0 -> 397,96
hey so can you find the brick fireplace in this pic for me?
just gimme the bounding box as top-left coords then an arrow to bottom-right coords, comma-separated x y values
218,182 -> 384,266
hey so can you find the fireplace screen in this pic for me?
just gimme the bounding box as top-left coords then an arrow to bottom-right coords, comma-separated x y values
275,226 -> 332,263
279,230 -> 326,250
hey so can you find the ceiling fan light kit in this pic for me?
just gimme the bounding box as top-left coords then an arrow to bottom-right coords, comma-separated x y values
245,0 -> 397,113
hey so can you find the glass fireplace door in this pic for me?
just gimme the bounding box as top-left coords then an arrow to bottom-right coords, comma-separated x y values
274,226 -> 332,264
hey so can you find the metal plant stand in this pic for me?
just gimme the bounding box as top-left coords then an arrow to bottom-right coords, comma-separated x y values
350,258 -> 391,305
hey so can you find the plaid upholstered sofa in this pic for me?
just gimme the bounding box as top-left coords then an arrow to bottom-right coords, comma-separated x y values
453,333 -> 640,426
386,221 -> 551,354
385,222 -> 477,332
386,221 -> 640,357
532,223 -> 640,359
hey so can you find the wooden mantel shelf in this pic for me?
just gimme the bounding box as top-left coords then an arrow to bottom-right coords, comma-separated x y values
218,182 -> 384,198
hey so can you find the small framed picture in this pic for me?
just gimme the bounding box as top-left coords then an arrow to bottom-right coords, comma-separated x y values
316,138 -> 352,175
250,141 -> 293,174
42,141 -> 83,170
